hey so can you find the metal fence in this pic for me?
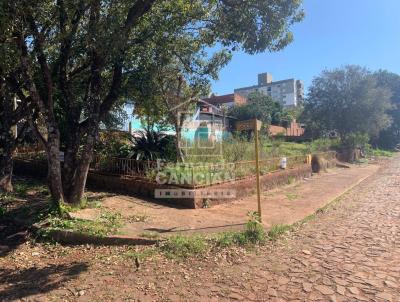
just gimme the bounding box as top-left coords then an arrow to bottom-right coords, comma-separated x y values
90,156 -> 158,177
89,154 -> 310,188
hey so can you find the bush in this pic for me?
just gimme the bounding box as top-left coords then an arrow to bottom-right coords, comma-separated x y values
309,138 -> 340,153
342,132 -> 370,149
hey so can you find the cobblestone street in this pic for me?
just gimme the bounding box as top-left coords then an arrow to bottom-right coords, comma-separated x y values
1,158 -> 399,301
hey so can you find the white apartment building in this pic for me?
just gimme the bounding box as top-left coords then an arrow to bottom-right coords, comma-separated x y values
234,72 -> 304,107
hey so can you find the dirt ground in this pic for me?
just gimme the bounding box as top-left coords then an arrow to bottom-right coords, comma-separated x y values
1,157 -> 399,301
72,163 -> 379,237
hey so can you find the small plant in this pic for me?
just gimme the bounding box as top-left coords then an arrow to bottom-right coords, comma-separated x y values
244,211 -> 266,244
215,231 -> 248,247
161,234 -> 208,259
215,212 -> 266,247
0,205 -> 5,216
286,192 -> 299,201
267,224 -> 292,241
287,176 -> 295,185
126,213 -> 149,223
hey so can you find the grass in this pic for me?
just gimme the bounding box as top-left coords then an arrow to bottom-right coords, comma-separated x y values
126,213 -> 149,223
370,148 -> 395,157
267,224 -> 293,241
161,234 -> 208,259
160,213 -> 266,258
46,210 -> 123,237
59,199 -> 102,213
286,192 -> 299,201
125,248 -> 157,261
140,232 -> 160,239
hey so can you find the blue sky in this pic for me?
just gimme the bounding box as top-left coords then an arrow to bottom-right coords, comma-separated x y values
211,0 -> 400,95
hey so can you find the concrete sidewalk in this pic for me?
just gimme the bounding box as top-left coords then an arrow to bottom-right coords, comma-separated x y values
74,163 -> 381,236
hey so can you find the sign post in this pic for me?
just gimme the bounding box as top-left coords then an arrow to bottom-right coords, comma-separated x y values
236,119 -> 263,222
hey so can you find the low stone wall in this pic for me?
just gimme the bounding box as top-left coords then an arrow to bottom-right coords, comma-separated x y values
86,172 -> 198,209
202,164 -> 311,207
14,159 -> 312,209
88,164 -> 311,209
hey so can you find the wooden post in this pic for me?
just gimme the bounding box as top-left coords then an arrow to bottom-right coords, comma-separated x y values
254,119 -> 262,222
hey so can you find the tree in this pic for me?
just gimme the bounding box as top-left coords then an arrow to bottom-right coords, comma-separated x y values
228,91 -> 291,126
301,65 -> 392,141
0,16 -> 31,192
371,70 -> 400,149
1,0 -> 304,204
0,78 -> 29,192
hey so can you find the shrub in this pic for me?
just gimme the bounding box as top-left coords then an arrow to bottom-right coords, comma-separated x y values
342,132 -> 370,149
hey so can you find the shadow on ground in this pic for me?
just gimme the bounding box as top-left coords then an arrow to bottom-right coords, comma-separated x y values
0,178 -> 51,257
0,262 -> 89,301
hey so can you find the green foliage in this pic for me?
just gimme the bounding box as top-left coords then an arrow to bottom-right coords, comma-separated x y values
228,92 -> 291,127
0,205 -> 5,216
215,212 -> 265,247
286,192 -> 299,200
243,212 -> 266,244
309,138 -> 341,153
59,197 -> 102,213
126,131 -> 175,161
1,0 -> 304,203
161,235 -> 208,259
267,224 -> 293,241
125,248 -> 157,261
140,232 -> 160,240
95,131 -> 133,158
302,65 -> 393,140
371,70 -> 400,149
47,211 -> 123,237
369,148 -> 395,157
341,132 -> 370,149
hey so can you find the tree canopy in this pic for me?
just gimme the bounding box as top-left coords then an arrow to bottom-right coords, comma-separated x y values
301,65 -> 393,141
0,0 -> 304,204
371,70 -> 400,149
228,91 -> 293,126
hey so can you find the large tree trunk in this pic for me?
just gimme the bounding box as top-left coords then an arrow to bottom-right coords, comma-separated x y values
63,130 -> 97,205
0,146 -> 14,193
46,129 -> 64,206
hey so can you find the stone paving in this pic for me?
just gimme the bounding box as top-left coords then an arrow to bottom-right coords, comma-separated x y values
152,158 -> 400,302
1,158 -> 399,301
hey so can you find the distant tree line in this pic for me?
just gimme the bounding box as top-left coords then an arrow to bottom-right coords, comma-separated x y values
300,65 -> 400,149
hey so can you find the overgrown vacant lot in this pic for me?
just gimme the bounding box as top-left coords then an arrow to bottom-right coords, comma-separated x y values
0,156 -> 399,301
